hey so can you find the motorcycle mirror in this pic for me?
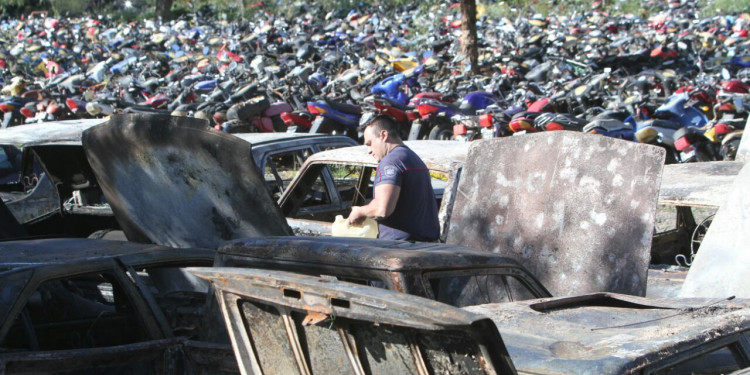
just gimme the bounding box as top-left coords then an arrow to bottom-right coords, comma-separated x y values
722,68 -> 731,81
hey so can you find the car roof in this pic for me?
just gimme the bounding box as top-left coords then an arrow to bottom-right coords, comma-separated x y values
0,238 -> 211,270
658,160 -> 744,207
466,293 -> 750,374
303,140 -> 469,173
0,119 -> 107,147
218,236 -> 534,272
231,132 -> 357,147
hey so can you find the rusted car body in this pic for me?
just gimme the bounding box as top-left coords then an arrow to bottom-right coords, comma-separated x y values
0,119 -> 112,236
215,236 -> 551,306
468,294 -> 750,374
0,115 -> 355,239
192,267 -> 519,375
195,267 -> 750,375
0,238 -> 237,374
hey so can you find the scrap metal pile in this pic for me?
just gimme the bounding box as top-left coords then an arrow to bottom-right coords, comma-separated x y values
1,0 -> 749,163
1,1 -> 750,374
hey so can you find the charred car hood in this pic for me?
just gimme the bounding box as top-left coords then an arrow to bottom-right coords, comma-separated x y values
82,114 -> 292,248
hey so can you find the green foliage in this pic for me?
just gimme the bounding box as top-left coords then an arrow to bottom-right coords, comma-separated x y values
49,0 -> 88,16
702,0 -> 750,15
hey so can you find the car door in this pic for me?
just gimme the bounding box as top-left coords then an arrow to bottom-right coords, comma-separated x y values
284,162 -> 376,223
0,263 -> 184,374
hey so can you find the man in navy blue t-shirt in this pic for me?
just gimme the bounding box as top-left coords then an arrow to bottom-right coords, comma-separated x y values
347,114 -> 440,241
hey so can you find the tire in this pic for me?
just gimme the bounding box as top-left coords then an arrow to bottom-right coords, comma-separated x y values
428,119 -> 454,140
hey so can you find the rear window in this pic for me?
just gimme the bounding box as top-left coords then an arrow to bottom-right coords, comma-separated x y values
424,270 -> 541,307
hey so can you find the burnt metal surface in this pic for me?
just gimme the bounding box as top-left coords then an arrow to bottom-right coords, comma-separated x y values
218,236 -> 547,272
0,195 -> 25,238
82,114 -> 292,248
447,132 -> 665,297
2,173 -> 61,224
0,337 -> 186,374
680,162 -> 750,298
466,293 -> 750,374
659,161 -> 743,207
0,119 -> 106,147
192,267 -> 518,375
0,237 -> 197,268
286,217 -> 332,236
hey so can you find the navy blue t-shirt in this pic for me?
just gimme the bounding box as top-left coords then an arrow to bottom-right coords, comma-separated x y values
374,146 -> 439,241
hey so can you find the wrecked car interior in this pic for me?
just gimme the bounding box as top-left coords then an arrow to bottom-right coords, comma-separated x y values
1,114 -> 749,374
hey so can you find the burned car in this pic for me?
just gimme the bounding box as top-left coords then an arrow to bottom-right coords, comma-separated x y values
194,267 -> 750,375
276,140 -> 469,239
216,236 -> 552,307
0,119 -> 112,237
0,238 -> 237,374
82,115 -> 467,246
0,115 -> 355,239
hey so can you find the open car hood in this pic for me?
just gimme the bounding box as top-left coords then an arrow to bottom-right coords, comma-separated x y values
82,114 -> 292,248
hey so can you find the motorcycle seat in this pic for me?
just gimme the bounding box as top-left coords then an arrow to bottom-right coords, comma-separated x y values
647,119 -> 684,130
378,96 -> 412,111
324,97 -> 362,115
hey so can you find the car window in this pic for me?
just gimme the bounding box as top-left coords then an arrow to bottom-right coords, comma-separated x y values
4,272 -> 148,351
264,150 -> 310,200
133,265 -> 211,339
425,271 -> 540,307
649,344 -> 744,374
329,164 -> 371,205
0,146 -> 22,185
291,164 -> 374,222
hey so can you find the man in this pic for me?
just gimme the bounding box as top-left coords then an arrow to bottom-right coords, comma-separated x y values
347,114 -> 440,241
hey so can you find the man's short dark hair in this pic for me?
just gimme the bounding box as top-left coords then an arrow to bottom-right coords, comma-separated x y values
359,114 -> 401,140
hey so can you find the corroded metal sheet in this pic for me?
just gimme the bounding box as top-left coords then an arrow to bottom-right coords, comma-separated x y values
680,163 -> 750,298
658,161 -> 743,207
0,118 -> 105,147
466,293 -> 750,374
447,132 -> 665,296
192,267 -> 518,375
82,114 -> 292,249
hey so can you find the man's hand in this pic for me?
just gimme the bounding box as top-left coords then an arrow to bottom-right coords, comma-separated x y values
347,184 -> 401,225
347,206 -> 367,225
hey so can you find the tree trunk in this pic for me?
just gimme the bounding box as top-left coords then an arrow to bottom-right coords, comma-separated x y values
155,0 -> 174,22
459,0 -> 478,74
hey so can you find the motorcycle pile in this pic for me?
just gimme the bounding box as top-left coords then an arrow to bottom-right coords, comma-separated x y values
1,0 -> 749,163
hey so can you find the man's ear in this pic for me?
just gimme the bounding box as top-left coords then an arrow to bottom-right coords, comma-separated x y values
380,129 -> 389,141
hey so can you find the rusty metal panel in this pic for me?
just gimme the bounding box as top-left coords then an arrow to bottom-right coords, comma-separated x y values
659,161 -> 743,208
680,163 -> 750,298
192,267 -> 519,375
447,132 -> 665,296
82,114 -> 292,248
466,293 -> 750,374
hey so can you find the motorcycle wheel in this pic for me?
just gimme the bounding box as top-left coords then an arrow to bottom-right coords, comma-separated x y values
428,118 -> 454,140
721,139 -> 741,161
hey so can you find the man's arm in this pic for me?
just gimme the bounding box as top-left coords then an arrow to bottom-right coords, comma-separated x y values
347,183 -> 401,224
